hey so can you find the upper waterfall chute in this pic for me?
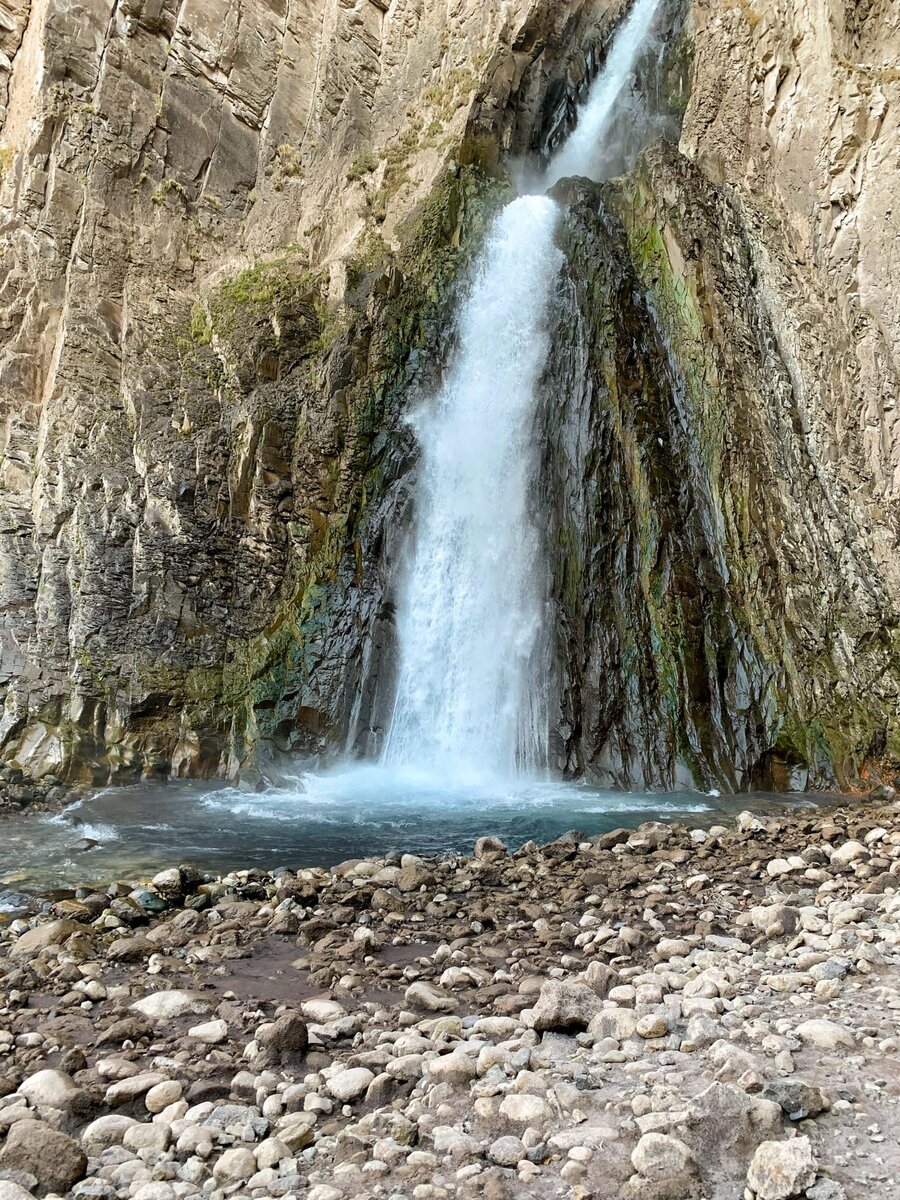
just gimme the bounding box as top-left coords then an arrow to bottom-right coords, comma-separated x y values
544,0 -> 665,188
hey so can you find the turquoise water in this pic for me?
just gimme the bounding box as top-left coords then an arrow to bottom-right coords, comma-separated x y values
0,763 -> 823,908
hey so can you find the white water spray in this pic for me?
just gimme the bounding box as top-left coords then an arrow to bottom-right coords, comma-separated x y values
545,0 -> 665,188
383,197 -> 562,775
383,0 -> 663,777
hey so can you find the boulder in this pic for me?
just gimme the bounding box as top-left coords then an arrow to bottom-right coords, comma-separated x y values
631,1133 -> 696,1183
528,979 -> 604,1031
81,1114 -> 139,1151
18,1069 -> 78,1111
499,1093 -> 550,1125
488,1135 -> 526,1166
473,836 -> 507,858
404,981 -> 455,1013
187,1019 -> 228,1044
0,1183 -> 37,1200
0,1119 -> 87,1193
762,1079 -> 829,1121
747,1137 -> 817,1200
257,1012 -> 308,1063
145,1080 -> 183,1113
795,1020 -> 855,1051
212,1147 -> 256,1184
325,1068 -> 374,1103
131,990 -> 212,1021
426,1053 -> 476,1087
9,921 -> 92,960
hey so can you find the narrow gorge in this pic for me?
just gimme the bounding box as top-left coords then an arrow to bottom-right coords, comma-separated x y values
0,0 -> 899,797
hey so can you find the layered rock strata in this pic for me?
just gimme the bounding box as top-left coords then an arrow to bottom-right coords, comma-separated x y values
0,0 -> 897,788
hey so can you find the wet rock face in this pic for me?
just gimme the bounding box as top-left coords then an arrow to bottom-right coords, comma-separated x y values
0,0 -> 897,787
0,0 -> 620,783
540,144 -> 900,791
529,0 -> 900,792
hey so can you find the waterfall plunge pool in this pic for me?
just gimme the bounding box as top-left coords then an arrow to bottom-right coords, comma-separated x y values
0,767 -> 834,909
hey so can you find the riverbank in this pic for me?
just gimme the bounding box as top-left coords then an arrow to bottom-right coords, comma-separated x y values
0,799 -> 898,1199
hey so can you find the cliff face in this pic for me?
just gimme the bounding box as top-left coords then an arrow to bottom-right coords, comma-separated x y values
0,0 -> 616,781
534,0 -> 900,792
0,0 -> 897,790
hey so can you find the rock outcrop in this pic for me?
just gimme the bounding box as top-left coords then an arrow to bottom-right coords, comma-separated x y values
0,0 -> 897,789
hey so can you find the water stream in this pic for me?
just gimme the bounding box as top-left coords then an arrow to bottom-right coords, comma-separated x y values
384,0 -> 664,776
383,197 -> 562,774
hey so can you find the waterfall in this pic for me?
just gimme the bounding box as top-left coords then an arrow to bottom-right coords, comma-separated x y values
544,0 -> 666,189
383,0 -> 663,778
383,198 -> 563,776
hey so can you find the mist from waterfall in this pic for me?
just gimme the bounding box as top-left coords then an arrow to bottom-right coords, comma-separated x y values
382,198 -> 562,776
382,0 -> 664,779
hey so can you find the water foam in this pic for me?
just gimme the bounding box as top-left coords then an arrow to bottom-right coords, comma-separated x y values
383,0 -> 665,779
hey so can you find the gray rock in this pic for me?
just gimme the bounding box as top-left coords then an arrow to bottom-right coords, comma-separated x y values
631,1133 -> 696,1182
488,1136 -> 526,1166
325,1068 -> 374,1103
529,979 -> 605,1031
0,1120 -> 88,1193
762,1079 -> 829,1121
747,1137 -> 817,1200
404,981 -> 456,1013
257,1012 -> 309,1063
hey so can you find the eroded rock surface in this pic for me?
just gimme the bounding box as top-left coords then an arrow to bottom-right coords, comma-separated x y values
0,0 -> 896,789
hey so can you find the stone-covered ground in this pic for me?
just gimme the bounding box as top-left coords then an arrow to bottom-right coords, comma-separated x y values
1,800 -> 899,1200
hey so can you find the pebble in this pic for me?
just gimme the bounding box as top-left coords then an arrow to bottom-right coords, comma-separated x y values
0,798 -> 897,1200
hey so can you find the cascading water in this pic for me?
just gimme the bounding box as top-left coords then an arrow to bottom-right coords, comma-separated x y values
543,0 -> 667,189
382,198 -> 562,776
383,0 -> 664,778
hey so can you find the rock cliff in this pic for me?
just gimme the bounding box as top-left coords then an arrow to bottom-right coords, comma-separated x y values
0,0 -> 897,790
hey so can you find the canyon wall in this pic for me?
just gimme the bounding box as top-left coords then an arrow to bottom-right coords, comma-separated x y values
0,0 -> 897,790
543,0 -> 900,791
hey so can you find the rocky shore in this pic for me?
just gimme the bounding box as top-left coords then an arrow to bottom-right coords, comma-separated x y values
1,800 -> 899,1200
0,772 -> 80,819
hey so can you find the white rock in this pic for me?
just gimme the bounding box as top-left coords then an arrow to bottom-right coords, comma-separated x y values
0,1182 -> 38,1200
131,990 -> 211,1021
795,1019 -> 855,1050
489,1135 -> 526,1166
124,1122 -> 171,1153
188,1018 -> 228,1044
636,1013 -> 669,1038
404,981 -> 456,1012
105,1072 -> 168,1106
747,1136 -> 817,1200
145,1080 -> 183,1113
18,1069 -> 78,1109
432,1126 -> 479,1157
631,1133 -> 696,1182
655,938 -> 690,960
301,999 -> 347,1023
326,1067 -> 374,1103
830,840 -> 866,866
528,979 -> 604,1031
81,1114 -> 138,1151
213,1146 -> 257,1183
307,1187 -> 343,1200
254,1137 -> 290,1170
499,1093 -> 550,1124
426,1052 -> 476,1087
